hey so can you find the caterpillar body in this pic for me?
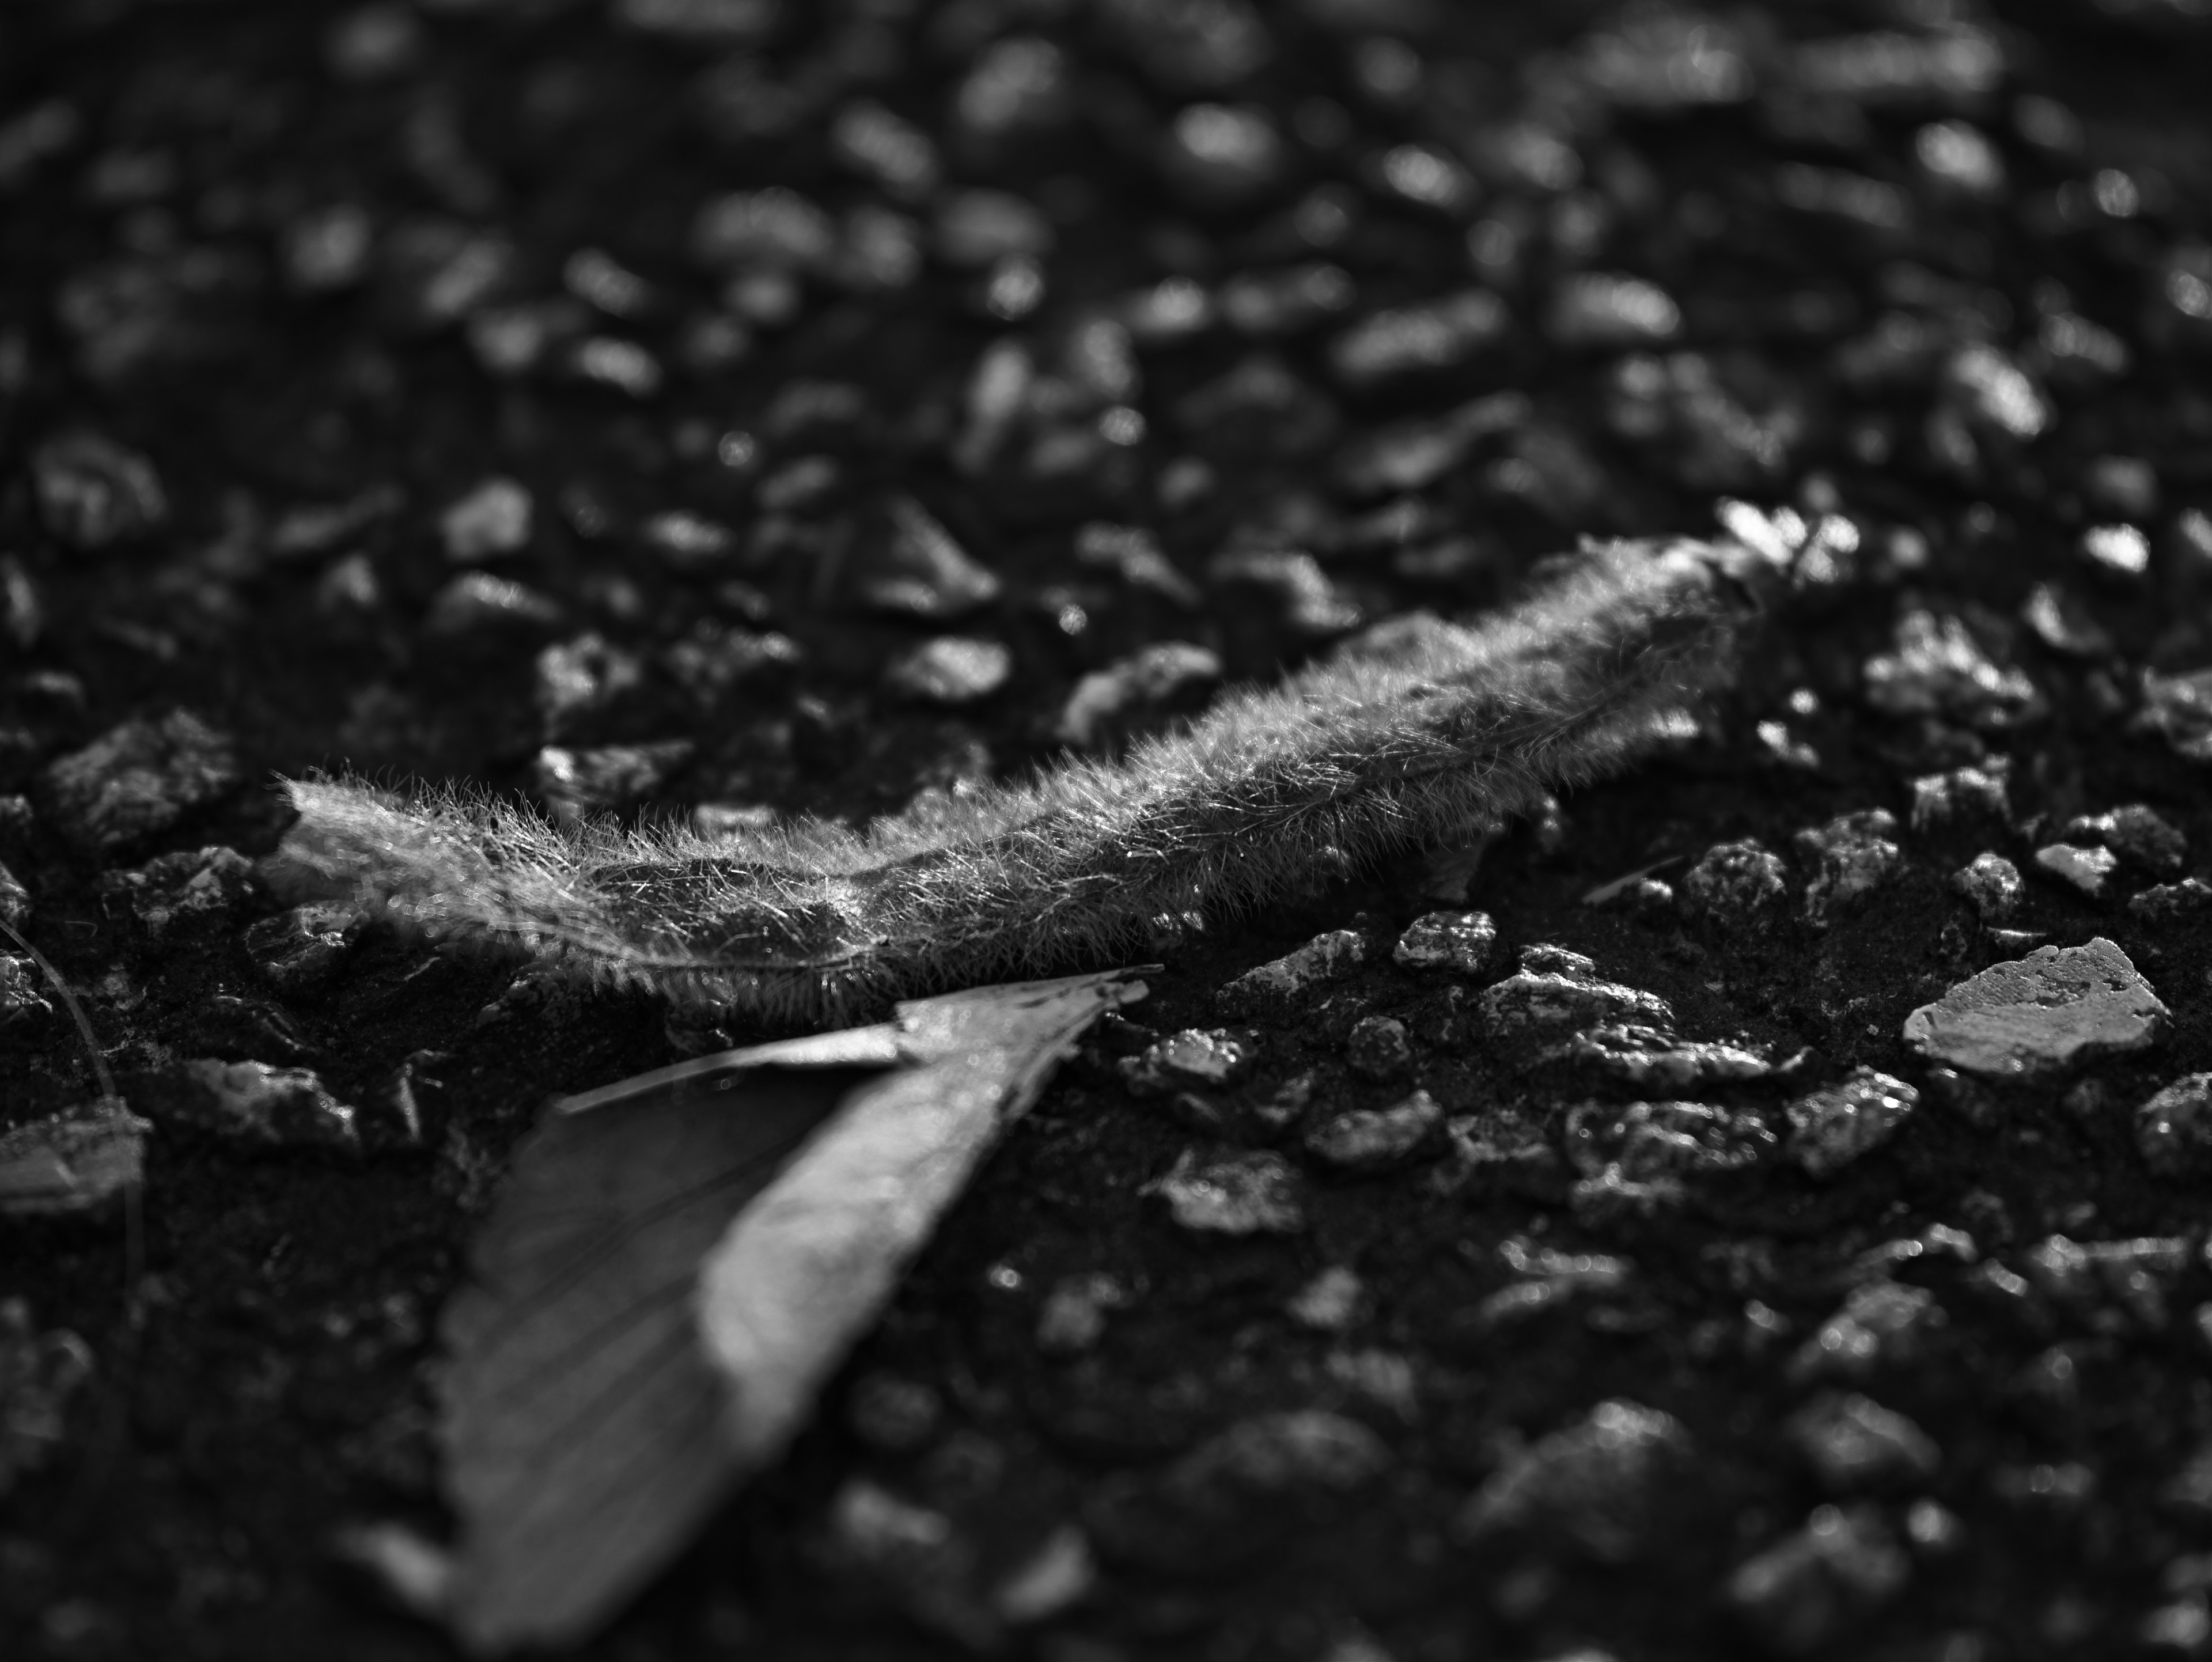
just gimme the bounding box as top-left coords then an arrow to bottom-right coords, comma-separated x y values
271,536 -> 1778,1027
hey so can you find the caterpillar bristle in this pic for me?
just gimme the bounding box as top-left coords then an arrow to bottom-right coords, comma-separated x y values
267,537 -> 1776,1028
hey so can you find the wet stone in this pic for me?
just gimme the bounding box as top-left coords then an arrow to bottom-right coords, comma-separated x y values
1787,1069 -> 1918,1180
1794,809 -> 1902,926
244,904 -> 364,994
1152,1150 -> 1305,1235
1119,1029 -> 1252,1098
1787,1394 -> 1940,1491
1343,1016 -> 1411,1080
32,431 -> 167,549
440,478 -> 532,562
1789,1281 -> 1944,1384
1304,1089 -> 1441,1173
1459,1399 -> 1691,1562
1219,930 -> 1365,1012
2064,805 -> 2186,877
2033,843 -> 2118,899
1952,853 -> 2022,921
101,846 -> 257,937
1903,937 -> 2168,1080
1391,910 -> 1497,976
1726,1504 -> 1911,1656
1558,1025 -> 1778,1092
2137,1075 -> 2212,1181
1683,839 -> 1789,928
44,710 -> 240,850
160,1061 -> 361,1153
1481,949 -> 1673,1036
1863,608 -> 2037,728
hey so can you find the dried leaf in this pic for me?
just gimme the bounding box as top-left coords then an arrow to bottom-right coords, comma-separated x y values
442,968 -> 1146,1652
0,1100 -> 147,1218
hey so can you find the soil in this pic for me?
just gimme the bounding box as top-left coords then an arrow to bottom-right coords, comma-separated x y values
6,1 -> 2212,1659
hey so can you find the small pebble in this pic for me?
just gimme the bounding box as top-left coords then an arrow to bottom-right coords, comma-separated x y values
882,637 -> 1012,705
43,711 -> 240,850
1304,1089 -> 1441,1172
0,861 -> 30,930
1034,1269 -> 1132,1356
1152,1149 -> 1306,1235
1561,1027 -> 1778,1092
1794,809 -> 1902,926
1785,1393 -> 1941,1490
0,1298 -> 96,1491
101,846 -> 257,937
1054,642 -> 1222,749
1548,273 -> 1681,347
853,497 -> 1001,619
2033,843 -> 2118,899
160,1060 -> 361,1153
1862,608 -> 2037,728
2131,879 -> 2212,927
1119,1029 -> 1252,1097
1219,930 -> 1365,1012
1343,1016 -> 1411,1080
2064,805 -> 2186,877
423,572 -> 561,635
1726,1504 -> 1911,1654
0,1104 -> 147,1218
1460,1399 -> 1691,1562
2137,1075 -> 2212,1180
1952,853 -> 2022,921
1789,1281 -> 1943,1383
2138,669 -> 2212,763
1286,1266 -> 1363,1331
1903,937 -> 2168,1080
31,431 -> 167,548
244,904 -> 363,994
1786,1069 -> 1919,1180
1391,910 -> 1497,976
439,478 -> 532,562
1909,759 -> 2010,832
1682,839 -> 1789,927
1480,950 -> 1673,1035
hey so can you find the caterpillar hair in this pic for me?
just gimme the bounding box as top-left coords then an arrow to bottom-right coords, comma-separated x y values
269,536 -> 1780,1028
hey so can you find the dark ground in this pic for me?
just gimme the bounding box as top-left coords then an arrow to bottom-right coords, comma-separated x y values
7,0 -> 2212,1657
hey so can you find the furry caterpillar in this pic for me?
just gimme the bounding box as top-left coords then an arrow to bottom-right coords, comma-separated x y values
271,537 -> 1778,1026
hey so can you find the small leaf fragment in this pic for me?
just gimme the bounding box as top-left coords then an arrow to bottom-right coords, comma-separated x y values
441,967 -> 1145,1652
